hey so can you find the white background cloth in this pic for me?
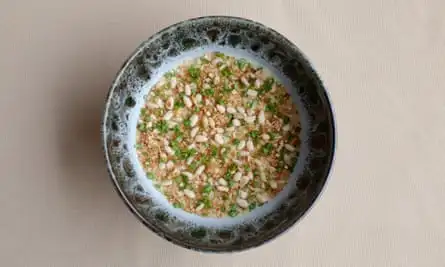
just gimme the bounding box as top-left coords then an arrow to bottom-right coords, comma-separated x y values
1,0 -> 444,266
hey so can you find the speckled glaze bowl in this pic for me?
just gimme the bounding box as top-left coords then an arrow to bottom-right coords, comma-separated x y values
102,16 -> 335,252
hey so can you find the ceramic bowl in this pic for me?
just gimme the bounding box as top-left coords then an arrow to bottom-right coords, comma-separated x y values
102,16 -> 335,252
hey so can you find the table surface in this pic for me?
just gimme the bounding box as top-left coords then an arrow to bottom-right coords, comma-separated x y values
1,0 -> 444,266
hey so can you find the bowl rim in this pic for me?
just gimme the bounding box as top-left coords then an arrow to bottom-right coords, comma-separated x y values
101,15 -> 336,252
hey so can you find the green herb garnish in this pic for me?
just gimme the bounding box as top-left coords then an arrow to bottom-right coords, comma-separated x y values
188,65 -> 200,80
220,68 -> 232,77
262,143 -> 273,155
249,130 -> 260,140
203,88 -> 215,96
202,184 -> 213,194
138,123 -> 147,132
183,119 -> 192,127
248,203 -> 257,211
215,52 -> 225,58
173,202 -> 183,208
236,58 -> 248,70
228,204 -> 238,217
210,145 -> 218,157
265,101 -> 278,113
155,120 -> 168,134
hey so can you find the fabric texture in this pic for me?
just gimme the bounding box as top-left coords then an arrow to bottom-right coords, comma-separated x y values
0,0 -> 444,266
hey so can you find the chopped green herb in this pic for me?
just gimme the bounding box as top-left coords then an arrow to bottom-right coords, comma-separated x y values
282,115 -> 290,124
140,108 -> 147,115
203,198 -> 212,208
215,52 -> 225,58
189,162 -> 197,171
210,145 -> 218,157
249,130 -> 260,140
228,164 -> 237,174
262,143 -> 273,155
217,98 -> 226,105
261,77 -> 274,93
265,101 -> 278,113
228,180 -> 235,188
228,204 -> 238,217
173,202 -> 183,208
202,88 -> 215,96
248,203 -> 257,211
221,147 -> 230,158
200,57 -> 210,64
247,100 -> 256,109
233,139 -> 240,146
188,65 -> 200,80
164,71 -> 176,79
183,119 -> 191,127
146,172 -> 155,180
138,123 -> 147,132
236,58 -> 248,70
174,100 -> 185,109
154,120 -> 168,134
244,164 -> 251,172
135,143 -> 142,149
269,132 -> 278,140
173,125 -> 181,135
202,184 -> 213,194
220,68 -> 232,77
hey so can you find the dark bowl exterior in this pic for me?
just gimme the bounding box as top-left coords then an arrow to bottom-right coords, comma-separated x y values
102,16 -> 335,252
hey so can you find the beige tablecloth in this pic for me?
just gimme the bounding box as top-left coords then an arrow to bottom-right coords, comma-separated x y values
1,0 -> 444,266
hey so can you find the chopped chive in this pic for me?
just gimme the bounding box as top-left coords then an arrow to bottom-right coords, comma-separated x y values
265,101 -> 278,113
215,52 -> 225,58
282,115 -> 290,124
249,130 -> 260,140
217,98 -> 226,105
200,57 -> 210,64
202,184 -> 213,193
248,203 -> 257,211
210,145 -> 218,157
173,202 -> 183,208
188,65 -> 200,80
164,71 -> 176,79
203,198 -> 212,208
146,172 -> 155,180
262,77 -> 274,93
269,132 -> 278,140
247,100 -> 256,109
243,164 -> 251,172
183,119 -> 191,127
233,139 -> 240,146
262,143 -> 273,155
228,204 -> 238,217
220,68 -> 231,77
138,123 -> 147,132
202,88 -> 214,96
236,58 -> 248,70
154,120 -> 168,134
